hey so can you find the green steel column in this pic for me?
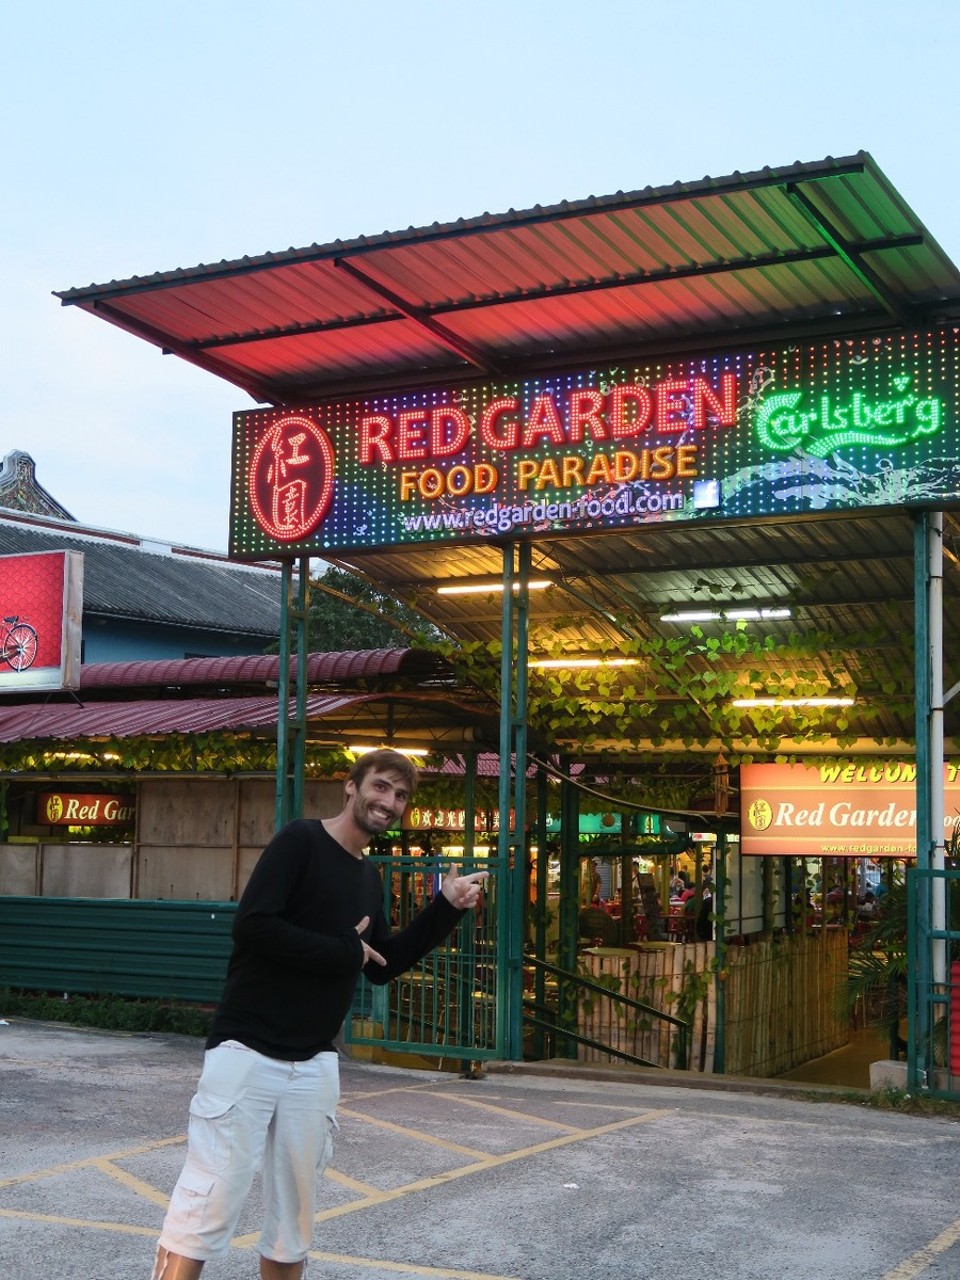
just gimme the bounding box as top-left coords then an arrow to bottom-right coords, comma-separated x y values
557,763 -> 580,1057
506,541 -> 531,1061
783,857 -> 795,935
275,558 -> 310,830
459,752 -> 479,1069
533,766 -> 549,1058
275,559 -> 294,832
761,856 -> 774,933
292,556 -> 309,821
713,832 -> 727,1073
464,752 -> 476,861
910,513 -> 933,1089
495,544 -> 515,1061
534,767 -> 549,955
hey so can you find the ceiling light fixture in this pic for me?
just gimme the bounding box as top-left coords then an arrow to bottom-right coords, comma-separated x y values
661,606 -> 792,623
437,579 -> 554,595
723,607 -> 793,621
528,657 -> 641,669
346,744 -> 428,758
730,696 -> 855,708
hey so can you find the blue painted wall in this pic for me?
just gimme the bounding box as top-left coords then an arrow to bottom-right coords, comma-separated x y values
81,617 -> 272,664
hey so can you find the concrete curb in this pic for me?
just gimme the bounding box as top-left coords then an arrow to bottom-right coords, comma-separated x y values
482,1056 -> 871,1100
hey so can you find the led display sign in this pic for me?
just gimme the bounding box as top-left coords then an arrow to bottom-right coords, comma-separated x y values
740,761 -> 960,858
230,327 -> 960,558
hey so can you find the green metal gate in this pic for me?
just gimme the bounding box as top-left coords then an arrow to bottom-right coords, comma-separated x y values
908,866 -> 960,1097
345,852 -> 504,1064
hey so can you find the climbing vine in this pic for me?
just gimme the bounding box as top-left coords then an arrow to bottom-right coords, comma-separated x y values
429,617 -> 913,765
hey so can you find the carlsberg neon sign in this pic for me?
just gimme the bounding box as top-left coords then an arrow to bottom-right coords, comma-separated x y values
755,375 -> 944,457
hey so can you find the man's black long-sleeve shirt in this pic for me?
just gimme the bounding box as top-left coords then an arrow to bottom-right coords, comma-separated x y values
207,818 -> 464,1060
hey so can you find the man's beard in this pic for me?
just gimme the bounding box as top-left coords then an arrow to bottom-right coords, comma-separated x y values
353,793 -> 394,837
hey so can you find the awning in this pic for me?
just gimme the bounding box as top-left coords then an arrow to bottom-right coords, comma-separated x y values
56,153 -> 960,405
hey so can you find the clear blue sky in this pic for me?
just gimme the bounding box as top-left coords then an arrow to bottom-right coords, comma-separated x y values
2,0 -> 958,551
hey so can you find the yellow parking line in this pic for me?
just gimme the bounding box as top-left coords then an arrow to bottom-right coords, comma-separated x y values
2,1103 -> 668,1273
880,1216 -> 960,1279
232,1107 -> 668,1247
307,1249 -> 522,1279
325,1167 -> 381,1196
337,1107 -> 490,1159
90,1158 -> 171,1207
314,1107 -> 669,1223
0,1135 -> 185,1189
551,1099 -> 668,1113
341,1081 -> 440,1102
0,1208 -> 517,1279
441,1093 -> 586,1132
0,1207 -> 156,1237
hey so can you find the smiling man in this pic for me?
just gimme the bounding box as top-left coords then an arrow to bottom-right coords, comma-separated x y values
151,748 -> 487,1280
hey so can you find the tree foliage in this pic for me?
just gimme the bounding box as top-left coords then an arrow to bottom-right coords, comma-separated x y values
307,566 -> 441,650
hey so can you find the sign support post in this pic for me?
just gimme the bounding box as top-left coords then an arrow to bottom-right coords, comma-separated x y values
910,513 -> 936,1089
275,558 -> 309,831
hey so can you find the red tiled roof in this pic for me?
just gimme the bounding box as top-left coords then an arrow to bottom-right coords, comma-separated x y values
0,693 -> 373,744
77,648 -> 440,691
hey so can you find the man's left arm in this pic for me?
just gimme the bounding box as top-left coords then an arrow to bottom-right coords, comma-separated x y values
363,865 -> 489,984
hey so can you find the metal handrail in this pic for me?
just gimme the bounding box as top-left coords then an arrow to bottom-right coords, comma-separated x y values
524,956 -> 690,1070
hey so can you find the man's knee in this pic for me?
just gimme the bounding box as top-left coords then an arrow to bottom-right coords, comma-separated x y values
259,1259 -> 305,1279
151,1246 -> 205,1279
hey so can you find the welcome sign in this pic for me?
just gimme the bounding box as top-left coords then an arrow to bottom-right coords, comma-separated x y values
229,326 -> 960,558
741,760 -> 960,858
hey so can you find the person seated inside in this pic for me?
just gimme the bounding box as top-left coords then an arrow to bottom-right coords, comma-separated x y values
857,891 -> 878,921
578,900 -> 620,947
694,881 -> 714,941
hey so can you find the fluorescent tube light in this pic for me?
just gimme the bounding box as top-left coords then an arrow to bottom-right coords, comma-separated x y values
661,606 -> 792,623
437,580 -> 553,595
528,657 -> 641,669
730,696 -> 855,708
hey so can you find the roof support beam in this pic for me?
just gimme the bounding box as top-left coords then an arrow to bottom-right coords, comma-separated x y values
332,257 -> 498,374
190,238 -> 923,356
784,183 -> 914,324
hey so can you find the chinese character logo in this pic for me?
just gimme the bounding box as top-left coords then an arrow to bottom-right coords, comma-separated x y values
45,794 -> 63,823
249,415 -> 335,542
747,798 -> 773,831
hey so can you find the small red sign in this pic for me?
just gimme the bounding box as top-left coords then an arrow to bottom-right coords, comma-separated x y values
39,792 -> 136,826
0,550 -> 82,691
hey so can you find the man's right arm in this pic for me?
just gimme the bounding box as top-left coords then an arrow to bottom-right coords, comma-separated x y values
232,821 -> 365,977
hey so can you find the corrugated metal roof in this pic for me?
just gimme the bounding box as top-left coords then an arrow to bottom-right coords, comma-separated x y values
0,649 -> 488,748
0,693 -> 369,743
56,153 -> 960,403
77,648 -> 451,691
0,514 -> 281,638
50,153 -> 960,765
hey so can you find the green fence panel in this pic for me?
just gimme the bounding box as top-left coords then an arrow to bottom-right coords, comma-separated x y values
0,897 -> 236,1003
908,867 -> 960,1099
346,853 -> 502,1062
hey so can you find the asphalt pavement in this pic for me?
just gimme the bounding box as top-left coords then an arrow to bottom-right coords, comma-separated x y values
2,1018 -> 959,1280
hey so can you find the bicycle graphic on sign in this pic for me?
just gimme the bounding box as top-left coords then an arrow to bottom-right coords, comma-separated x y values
1,614 -> 39,671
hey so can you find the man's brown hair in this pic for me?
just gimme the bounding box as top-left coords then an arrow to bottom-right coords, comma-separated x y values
347,748 -> 419,795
